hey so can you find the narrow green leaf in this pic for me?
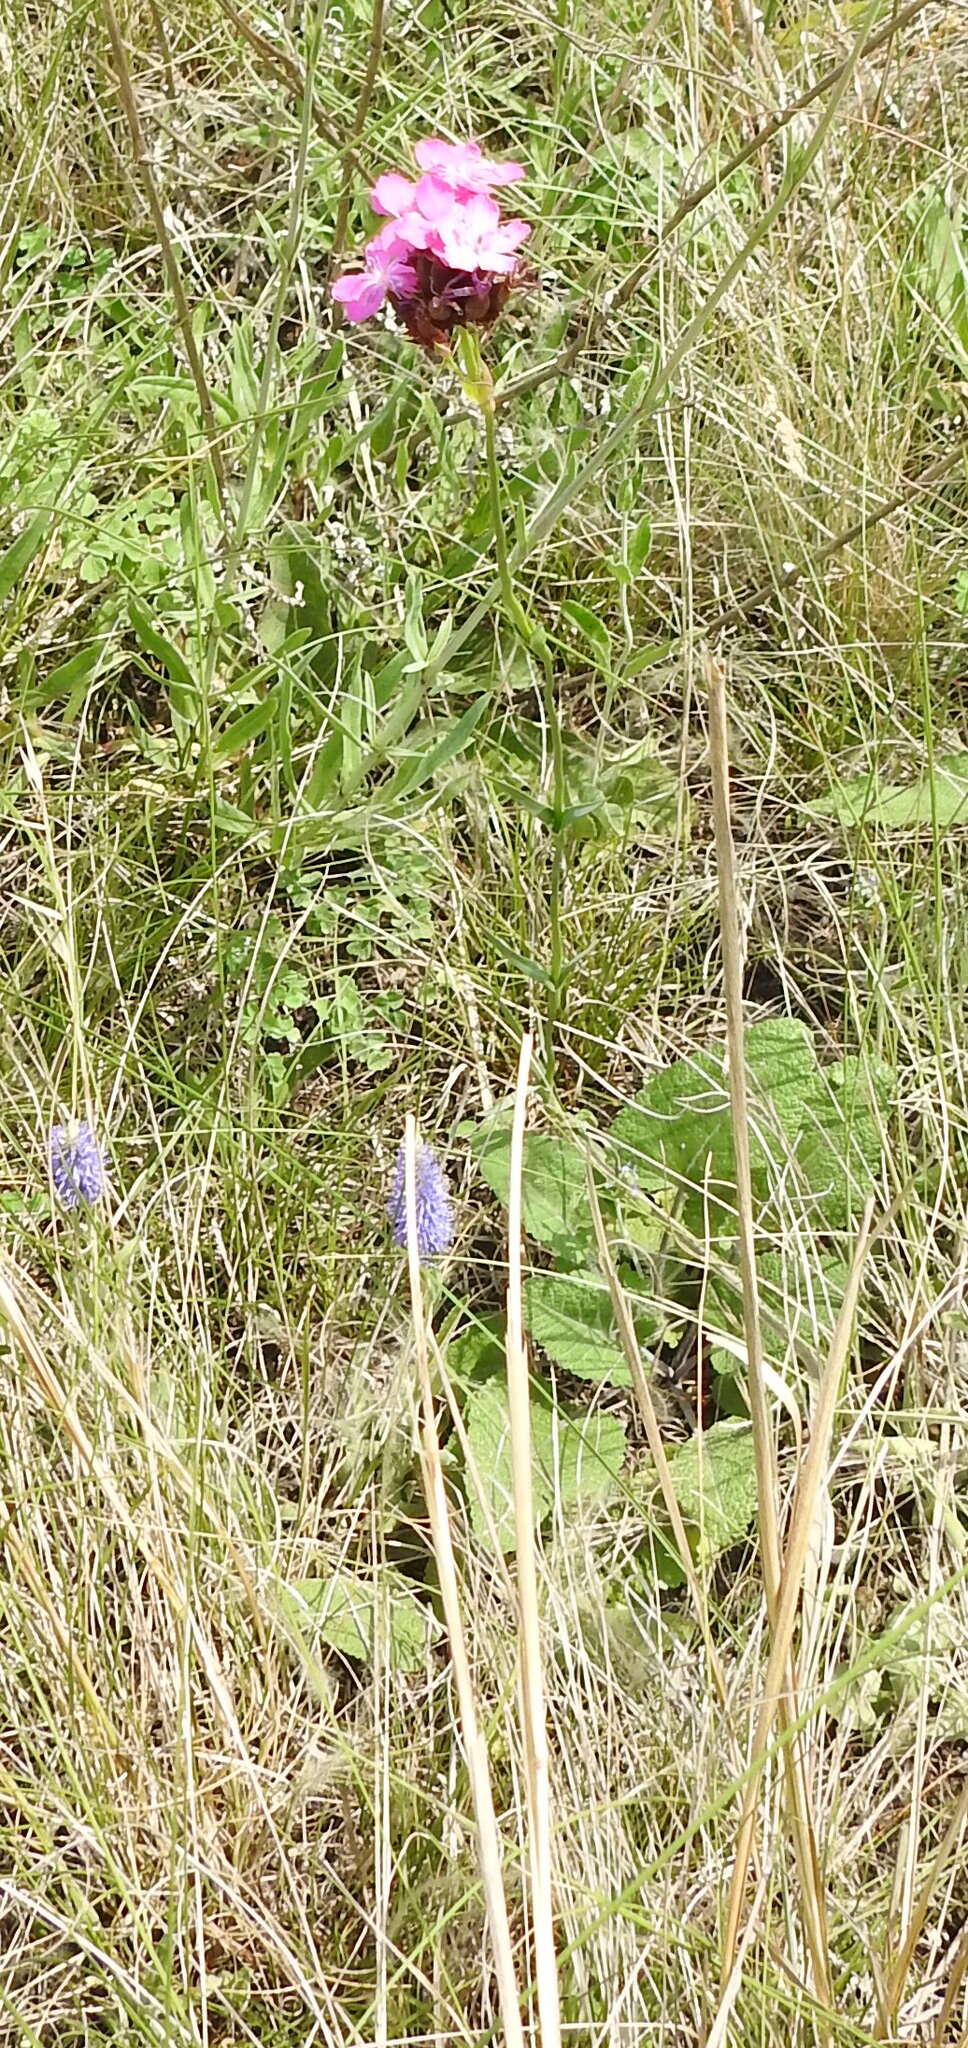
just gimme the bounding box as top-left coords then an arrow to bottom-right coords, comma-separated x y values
127,597 -> 196,693
31,640 -> 106,705
210,696 -> 279,761
381,695 -> 489,803
562,598 -> 611,670
0,513 -> 50,604
627,513 -> 652,575
489,941 -> 558,989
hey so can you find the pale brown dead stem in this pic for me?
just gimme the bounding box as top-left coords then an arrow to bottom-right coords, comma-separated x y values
403,1115 -> 526,2048
505,1033 -> 562,2048
705,648 -> 832,2007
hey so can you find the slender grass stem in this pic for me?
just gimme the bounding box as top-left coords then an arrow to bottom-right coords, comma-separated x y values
101,0 -> 226,501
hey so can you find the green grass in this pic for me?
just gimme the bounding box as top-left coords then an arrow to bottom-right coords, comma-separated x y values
1,0 -> 968,2038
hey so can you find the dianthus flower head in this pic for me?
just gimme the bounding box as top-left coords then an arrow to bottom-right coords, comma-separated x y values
50,1119 -> 106,1209
388,1139 -> 453,1261
333,135 -> 530,347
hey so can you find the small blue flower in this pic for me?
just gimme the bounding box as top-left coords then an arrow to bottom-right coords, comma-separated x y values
388,1140 -> 453,1261
50,1120 -> 106,1209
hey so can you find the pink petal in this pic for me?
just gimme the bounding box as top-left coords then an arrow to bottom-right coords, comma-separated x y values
414,138 -> 481,176
362,222 -> 421,284
370,172 -> 417,217
384,208 -> 434,250
331,271 -> 389,321
367,221 -> 413,259
433,192 -> 505,270
411,173 -> 463,224
495,218 -> 531,253
482,160 -> 526,187
413,137 -> 524,191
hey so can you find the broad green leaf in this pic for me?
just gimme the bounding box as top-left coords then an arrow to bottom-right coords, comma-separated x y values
471,1121 -> 595,1260
336,645 -> 368,795
809,754 -> 968,830
444,1314 -> 506,1387
611,1043 -> 733,1195
276,1569 -> 435,1672
489,938 -> 558,988
484,716 -> 680,845
793,1054 -> 891,1228
525,1269 -> 640,1384
622,641 -> 671,679
882,1601 -> 968,1736
610,1020 -> 887,1232
596,738 -> 681,839
567,735 -> 681,845
709,1247 -> 851,1367
464,1379 -> 626,1552
663,1423 -> 758,1564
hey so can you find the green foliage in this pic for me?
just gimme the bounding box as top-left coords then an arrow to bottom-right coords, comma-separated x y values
3,11 -> 960,2031
660,1424 -> 759,1567
912,189 -> 968,379
485,717 -> 683,845
465,1022 -> 890,1454
463,1377 -> 627,1553
277,1569 -> 438,1672
832,1598 -> 968,1739
809,753 -> 968,831
444,1314 -> 507,1387
611,1018 -> 890,1233
470,1120 -> 595,1262
523,1268 -> 660,1384
222,914 -> 403,1103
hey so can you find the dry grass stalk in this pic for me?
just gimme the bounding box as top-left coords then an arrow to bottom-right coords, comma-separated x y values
705,648 -> 832,2003
505,1034 -> 562,2048
585,1161 -> 730,1713
716,1200 -> 874,2016
402,1115 -> 526,2048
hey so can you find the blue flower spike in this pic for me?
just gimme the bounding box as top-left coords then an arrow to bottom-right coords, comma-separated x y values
50,1120 -> 106,1210
388,1138 -> 453,1262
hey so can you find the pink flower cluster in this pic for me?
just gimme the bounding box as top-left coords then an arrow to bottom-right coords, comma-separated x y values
332,138 -> 530,347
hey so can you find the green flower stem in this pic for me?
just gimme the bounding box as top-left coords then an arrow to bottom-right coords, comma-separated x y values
457,330 -> 568,1078
481,379 -> 516,626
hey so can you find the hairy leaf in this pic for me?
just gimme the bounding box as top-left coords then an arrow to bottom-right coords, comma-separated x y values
276,1570 -> 435,1672
524,1268 -> 660,1383
464,1379 -> 626,1552
472,1120 -> 595,1260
